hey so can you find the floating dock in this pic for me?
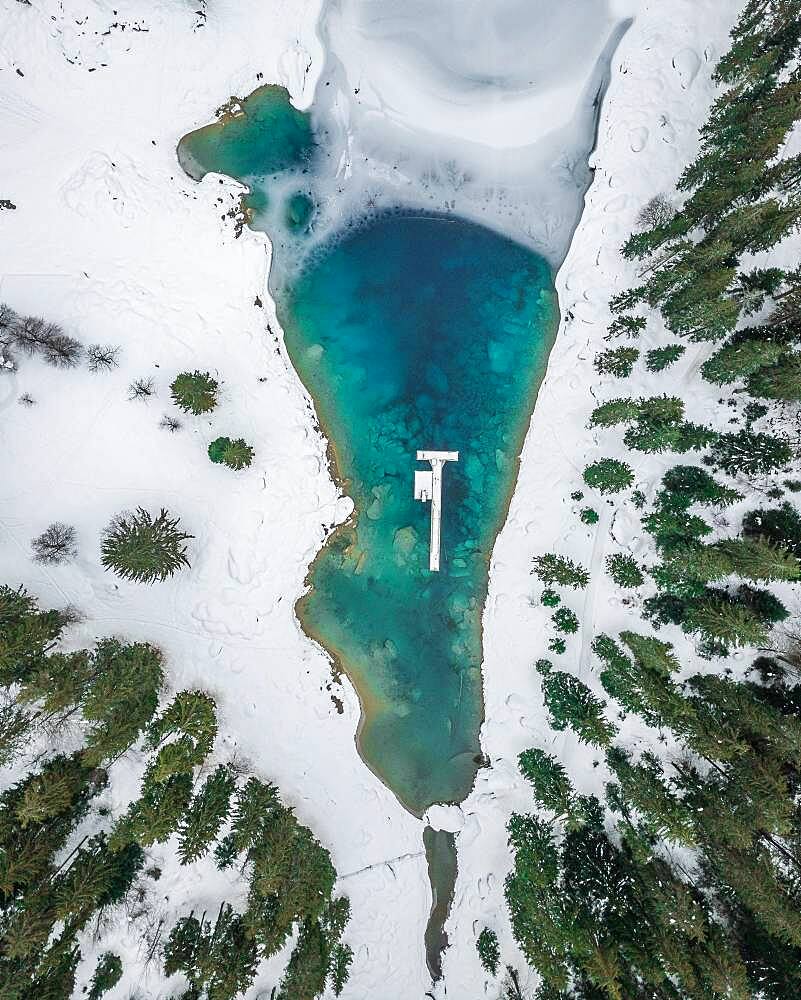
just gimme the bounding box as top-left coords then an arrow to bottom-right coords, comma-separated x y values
414,450 -> 459,572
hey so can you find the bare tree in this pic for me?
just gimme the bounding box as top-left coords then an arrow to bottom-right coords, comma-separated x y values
41,329 -> 83,368
159,414 -> 182,432
87,343 -> 121,372
18,393 -> 36,406
8,316 -> 82,367
636,193 -> 674,230
31,523 -> 78,564
129,377 -> 155,401
10,316 -> 50,355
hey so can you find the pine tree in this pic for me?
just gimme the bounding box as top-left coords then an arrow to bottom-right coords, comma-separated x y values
277,918 -> 330,1000
208,436 -> 255,470
477,927 -> 501,976
145,690 -> 218,780
589,398 -> 638,427
81,639 -> 164,764
518,749 -> 574,818
170,370 -> 219,414
747,351 -> 801,400
607,313 -> 647,339
701,336 -> 783,384
101,507 -> 192,583
110,772 -> 193,849
0,703 -> 33,767
605,746 -> 695,846
329,942 -> 353,995
684,593 -> 770,647
661,464 -> 743,507
645,344 -> 685,371
583,458 -> 634,494
87,952 -> 122,1000
711,537 -> 801,582
177,764 -> 236,864
743,502 -> 801,554
594,347 -> 638,378
532,553 -> 589,589
605,554 -> 644,588
164,904 -> 259,1000
551,607 -> 579,634
214,831 -> 239,870
540,670 -> 616,748
711,430 -> 792,476
0,585 -> 70,686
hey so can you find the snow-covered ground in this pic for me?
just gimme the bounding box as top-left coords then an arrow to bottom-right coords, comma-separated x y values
1,2 -> 431,996
0,0 -> 753,996
441,1 -> 764,995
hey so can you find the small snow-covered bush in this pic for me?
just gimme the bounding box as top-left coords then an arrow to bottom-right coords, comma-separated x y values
541,588 -> 561,607
159,414 -> 182,432
552,607 -> 579,634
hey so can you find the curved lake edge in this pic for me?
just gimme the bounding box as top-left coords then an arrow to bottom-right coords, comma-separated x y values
278,213 -> 561,819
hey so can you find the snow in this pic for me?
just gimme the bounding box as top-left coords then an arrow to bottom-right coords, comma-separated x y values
0,1 -> 427,996
439,2 -> 766,995
0,0 -> 761,997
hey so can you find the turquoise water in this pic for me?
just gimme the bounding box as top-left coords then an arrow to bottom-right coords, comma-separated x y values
177,85 -> 317,248
179,88 -> 558,816
281,215 -> 556,812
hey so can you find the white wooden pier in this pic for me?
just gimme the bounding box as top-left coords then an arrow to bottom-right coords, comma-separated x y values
414,450 -> 459,572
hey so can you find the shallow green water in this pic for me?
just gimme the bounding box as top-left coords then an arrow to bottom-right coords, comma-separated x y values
179,87 -> 558,816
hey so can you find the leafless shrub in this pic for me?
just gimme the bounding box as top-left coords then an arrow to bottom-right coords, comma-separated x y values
158,414 -> 182,432
31,522 -> 78,564
18,393 -> 36,406
636,193 -> 674,230
129,377 -> 155,401
87,343 -> 121,372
